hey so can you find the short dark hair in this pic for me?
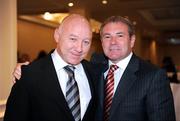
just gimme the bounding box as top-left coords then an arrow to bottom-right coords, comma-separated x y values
100,16 -> 135,38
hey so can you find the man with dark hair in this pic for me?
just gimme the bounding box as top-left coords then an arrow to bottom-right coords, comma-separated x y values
94,16 -> 176,121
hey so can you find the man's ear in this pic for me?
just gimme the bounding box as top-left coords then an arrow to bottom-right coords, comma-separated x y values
130,35 -> 136,48
54,28 -> 59,43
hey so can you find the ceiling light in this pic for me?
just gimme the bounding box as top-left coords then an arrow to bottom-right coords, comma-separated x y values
102,0 -> 108,4
43,12 -> 53,20
168,38 -> 180,44
133,21 -> 137,25
68,2 -> 74,7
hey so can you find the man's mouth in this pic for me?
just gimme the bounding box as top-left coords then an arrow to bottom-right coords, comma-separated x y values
110,48 -> 120,51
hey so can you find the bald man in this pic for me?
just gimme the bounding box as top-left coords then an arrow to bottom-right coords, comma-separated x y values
4,14 -> 96,121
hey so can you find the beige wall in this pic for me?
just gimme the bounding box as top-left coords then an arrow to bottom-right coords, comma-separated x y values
18,19 -> 56,61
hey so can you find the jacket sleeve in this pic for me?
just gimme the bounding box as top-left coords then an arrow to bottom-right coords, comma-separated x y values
4,66 -> 31,121
146,69 -> 176,121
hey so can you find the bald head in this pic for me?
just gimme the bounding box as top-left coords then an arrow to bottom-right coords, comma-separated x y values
58,14 -> 92,35
54,14 -> 92,65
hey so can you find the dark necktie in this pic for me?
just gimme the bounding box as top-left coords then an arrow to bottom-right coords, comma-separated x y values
64,65 -> 81,121
104,65 -> 119,121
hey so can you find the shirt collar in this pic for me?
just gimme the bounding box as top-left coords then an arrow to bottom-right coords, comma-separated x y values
108,52 -> 133,70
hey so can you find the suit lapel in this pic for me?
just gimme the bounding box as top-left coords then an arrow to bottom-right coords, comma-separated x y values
99,64 -> 109,113
41,54 -> 74,120
110,54 -> 139,118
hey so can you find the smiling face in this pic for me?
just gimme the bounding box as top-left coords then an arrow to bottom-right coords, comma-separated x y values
54,14 -> 92,65
101,22 -> 135,64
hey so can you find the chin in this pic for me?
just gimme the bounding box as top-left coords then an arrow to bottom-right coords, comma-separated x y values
109,55 -> 122,61
109,54 -> 119,58
69,60 -> 81,65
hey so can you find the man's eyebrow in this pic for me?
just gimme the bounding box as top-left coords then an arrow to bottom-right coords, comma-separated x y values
116,32 -> 124,35
102,33 -> 111,36
69,34 -> 78,37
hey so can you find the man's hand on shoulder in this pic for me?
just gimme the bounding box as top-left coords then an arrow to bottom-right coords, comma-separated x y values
12,61 -> 30,83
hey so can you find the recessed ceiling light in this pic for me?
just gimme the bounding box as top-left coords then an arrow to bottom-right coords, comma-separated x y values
133,21 -> 137,25
102,0 -> 108,4
68,2 -> 74,7
43,12 -> 53,20
168,38 -> 180,44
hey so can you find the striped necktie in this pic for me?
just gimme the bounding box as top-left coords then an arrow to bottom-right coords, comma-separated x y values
104,65 -> 119,121
64,65 -> 81,121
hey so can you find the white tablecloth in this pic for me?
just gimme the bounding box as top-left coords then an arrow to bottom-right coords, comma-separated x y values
171,83 -> 180,121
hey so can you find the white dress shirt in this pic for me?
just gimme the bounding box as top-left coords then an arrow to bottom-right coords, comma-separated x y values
104,52 -> 133,95
51,49 -> 92,120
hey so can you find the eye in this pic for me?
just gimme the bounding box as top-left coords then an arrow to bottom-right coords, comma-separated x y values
70,37 -> 77,42
83,40 -> 90,46
117,34 -> 123,38
103,35 -> 111,40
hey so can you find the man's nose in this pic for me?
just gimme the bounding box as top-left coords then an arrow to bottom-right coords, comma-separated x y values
110,36 -> 116,44
76,41 -> 83,52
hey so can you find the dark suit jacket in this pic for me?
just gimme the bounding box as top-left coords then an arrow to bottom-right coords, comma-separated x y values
4,53 -> 96,121
94,54 -> 176,121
